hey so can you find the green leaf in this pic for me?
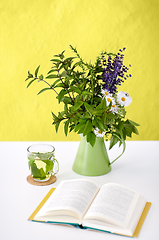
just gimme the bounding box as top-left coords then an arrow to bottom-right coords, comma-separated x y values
71,101 -> 83,112
95,98 -> 107,110
92,118 -> 105,132
132,125 -> 139,135
55,121 -> 60,133
35,65 -> 40,77
58,112 -> 64,119
51,111 -> 59,120
128,119 -> 140,126
72,61 -> 82,70
51,79 -> 61,88
116,121 -> 125,131
54,83 -> 65,88
86,131 -> 96,147
39,74 -> 44,80
123,127 -> 132,138
82,91 -> 92,101
47,69 -> 57,74
97,120 -> 105,132
83,120 -> 93,136
57,89 -> 67,103
46,74 -> 58,79
28,159 -> 46,179
27,71 -> 33,78
74,120 -> 86,132
62,96 -> 72,104
77,126 -> 85,134
60,71 -> 68,78
124,122 -> 139,136
92,109 -> 104,116
50,58 -> 62,63
70,86 -> 81,94
64,57 -> 76,62
58,64 -> 65,71
109,134 -> 119,150
37,88 -> 51,95
25,77 -> 30,81
64,104 -> 68,113
64,120 -> 69,136
43,160 -> 54,174
54,50 -> 65,59
26,78 -> 36,88
84,103 -> 94,115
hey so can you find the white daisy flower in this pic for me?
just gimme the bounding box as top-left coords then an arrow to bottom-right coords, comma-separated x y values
117,91 -> 132,106
101,89 -> 112,98
110,100 -> 118,114
101,89 -> 114,106
94,127 -> 106,138
106,95 -> 116,107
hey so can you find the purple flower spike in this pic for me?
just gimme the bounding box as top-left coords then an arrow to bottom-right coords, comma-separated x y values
102,48 -> 131,94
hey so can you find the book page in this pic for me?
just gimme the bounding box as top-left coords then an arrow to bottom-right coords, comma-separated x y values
36,179 -> 99,220
84,183 -> 140,228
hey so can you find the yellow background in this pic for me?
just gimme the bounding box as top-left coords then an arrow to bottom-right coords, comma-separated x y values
0,0 -> 159,141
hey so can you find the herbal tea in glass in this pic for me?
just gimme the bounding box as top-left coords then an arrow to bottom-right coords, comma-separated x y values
27,144 -> 59,181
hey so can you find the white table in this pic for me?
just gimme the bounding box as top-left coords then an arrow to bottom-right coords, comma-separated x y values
0,141 -> 159,240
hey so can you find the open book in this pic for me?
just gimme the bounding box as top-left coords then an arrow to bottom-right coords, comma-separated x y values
29,179 -> 151,237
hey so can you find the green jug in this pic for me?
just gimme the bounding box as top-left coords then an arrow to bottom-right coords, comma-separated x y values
72,135 -> 125,176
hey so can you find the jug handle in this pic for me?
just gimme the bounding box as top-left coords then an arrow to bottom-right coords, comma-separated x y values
109,135 -> 126,165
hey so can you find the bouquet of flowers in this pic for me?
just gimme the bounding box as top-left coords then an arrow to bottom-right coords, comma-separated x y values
25,45 -> 139,149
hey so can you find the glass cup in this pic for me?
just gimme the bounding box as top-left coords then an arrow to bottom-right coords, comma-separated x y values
27,144 -> 59,182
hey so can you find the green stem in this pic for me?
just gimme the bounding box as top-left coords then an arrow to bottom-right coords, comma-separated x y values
38,78 -> 58,95
65,70 -> 75,100
81,91 -> 85,111
91,72 -> 94,105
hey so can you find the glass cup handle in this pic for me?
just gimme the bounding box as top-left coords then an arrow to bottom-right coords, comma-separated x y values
49,158 -> 59,175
